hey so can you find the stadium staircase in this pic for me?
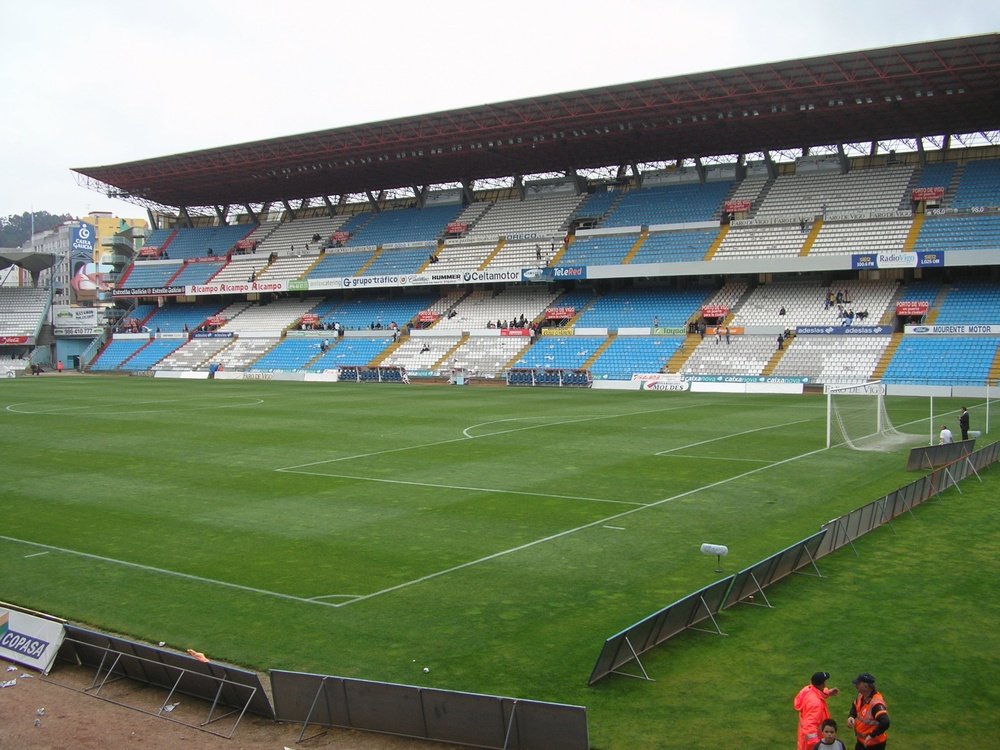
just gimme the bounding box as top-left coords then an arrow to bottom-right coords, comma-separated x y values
664,334 -> 700,373
620,229 -> 649,264
988,347 -> 1000,384
760,343 -> 787,375
703,225 -> 729,260
799,219 -> 824,256
923,286 -> 952,324
355,247 -> 382,276
431,334 -> 470,370
549,235 -> 573,265
478,238 -> 506,270
902,214 -> 925,251
944,163 -> 966,206
870,332 -> 904,379
583,334 -> 616,369
371,335 -> 406,365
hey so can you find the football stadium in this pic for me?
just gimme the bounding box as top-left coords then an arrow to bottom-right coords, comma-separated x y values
2,33 -> 1000,749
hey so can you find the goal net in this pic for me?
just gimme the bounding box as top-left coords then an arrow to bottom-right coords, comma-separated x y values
825,381 -> 917,451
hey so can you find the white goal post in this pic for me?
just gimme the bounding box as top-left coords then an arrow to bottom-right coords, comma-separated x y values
825,381 -> 915,451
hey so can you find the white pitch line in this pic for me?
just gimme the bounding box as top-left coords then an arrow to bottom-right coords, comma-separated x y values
0,534 -> 335,609
654,418 -> 813,456
279,402 -> 704,471
276,470 -> 647,507
337,442 -> 831,607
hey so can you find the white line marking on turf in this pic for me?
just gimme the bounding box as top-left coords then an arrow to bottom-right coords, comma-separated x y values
280,403 -> 703,471
338,443 -> 830,607
24,551 -> 49,558
602,525 -> 626,530
654,418 -> 812,456
275,471 -> 647,506
5,397 -> 264,416
0,535 -> 336,609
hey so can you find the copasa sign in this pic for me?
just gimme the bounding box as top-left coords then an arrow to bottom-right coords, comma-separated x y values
0,608 -> 64,673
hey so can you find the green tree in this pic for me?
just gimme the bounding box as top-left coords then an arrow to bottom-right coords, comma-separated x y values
0,211 -> 73,248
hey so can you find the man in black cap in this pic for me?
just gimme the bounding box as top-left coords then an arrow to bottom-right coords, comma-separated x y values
847,672 -> 890,749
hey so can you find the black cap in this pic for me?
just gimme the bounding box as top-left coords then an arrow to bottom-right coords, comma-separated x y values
811,671 -> 830,687
852,672 -> 876,685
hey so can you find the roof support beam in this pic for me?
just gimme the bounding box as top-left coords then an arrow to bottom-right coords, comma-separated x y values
366,190 -> 381,212
461,180 -> 475,205
282,200 -> 297,221
322,196 -> 336,217
179,207 -> 193,228
243,204 -> 258,223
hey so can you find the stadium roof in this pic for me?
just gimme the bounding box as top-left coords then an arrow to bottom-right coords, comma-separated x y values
75,33 -> 1000,213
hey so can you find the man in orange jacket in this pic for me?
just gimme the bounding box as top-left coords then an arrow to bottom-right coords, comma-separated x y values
847,672 -> 890,749
794,671 -> 839,750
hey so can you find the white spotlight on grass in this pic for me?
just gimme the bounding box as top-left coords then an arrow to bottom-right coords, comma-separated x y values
700,543 -> 729,573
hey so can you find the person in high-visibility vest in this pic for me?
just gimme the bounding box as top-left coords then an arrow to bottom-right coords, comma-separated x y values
847,672 -> 890,749
794,671 -> 840,750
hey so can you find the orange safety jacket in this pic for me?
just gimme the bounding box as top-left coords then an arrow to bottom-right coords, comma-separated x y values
853,689 -> 889,746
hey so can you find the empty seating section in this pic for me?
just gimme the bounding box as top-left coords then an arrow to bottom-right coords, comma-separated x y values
883,337 -> 1000,384
808,219 -> 913,255
153,337 -> 233,371
170,261 -> 226,286
256,253 -> 320,282
363,246 -> 434,276
487,240 -> 557,270
157,225 -> 255,260
210,255 -> 270,285
346,204 -> 461,246
590,336 -> 684,379
561,234 -> 635,266
121,261 -> 183,288
305,249 -> 373,279
713,224 -> 807,259
255,216 -> 347,256
433,287 -> 559,330
381,335 -> 463,373
0,287 -> 50,336
145,302 -> 224,332
755,165 -> 913,219
516,337 -> 604,370
575,288 -> 707,328
142,228 -> 174,252
934,283 -> 1000,324
573,189 -> 619,221
728,175 -> 769,206
435,240 -> 496,272
314,293 -> 437,330
771,336 -> 891,385
915,162 -> 956,189
221,297 -> 322,333
705,281 -> 749,313
630,229 -> 717,263
603,181 -> 732,227
308,338 -> 393,370
464,194 -> 583,241
952,159 -> 1000,208
913,215 -> 1000,253
442,336 -> 533,375
249,339 -> 325,371
681,336 -> 777,378
119,338 -> 186,371
90,339 -> 149,370
208,338 -> 278,370
731,280 -> 896,327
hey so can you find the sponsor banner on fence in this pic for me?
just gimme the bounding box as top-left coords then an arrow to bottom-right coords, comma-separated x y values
852,251 -> 944,270
187,280 -> 287,295
111,286 -> 184,298
906,324 -> 1000,335
0,607 -> 64,674
795,325 -> 893,335
685,375 -> 809,384
54,327 -> 102,336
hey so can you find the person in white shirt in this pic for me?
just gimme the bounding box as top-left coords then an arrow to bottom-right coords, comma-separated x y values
939,425 -> 954,444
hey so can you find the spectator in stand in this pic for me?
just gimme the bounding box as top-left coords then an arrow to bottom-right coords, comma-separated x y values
777,333 -> 784,350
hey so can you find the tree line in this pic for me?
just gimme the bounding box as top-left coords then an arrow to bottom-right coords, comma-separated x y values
0,211 -> 73,249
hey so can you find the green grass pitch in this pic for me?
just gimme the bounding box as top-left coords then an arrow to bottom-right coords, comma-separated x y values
1,377 -> 997,748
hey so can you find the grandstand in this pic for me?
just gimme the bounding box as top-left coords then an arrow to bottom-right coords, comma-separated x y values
2,33 -> 999,750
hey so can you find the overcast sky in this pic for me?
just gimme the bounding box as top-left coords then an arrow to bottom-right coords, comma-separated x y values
1,0 -> 996,220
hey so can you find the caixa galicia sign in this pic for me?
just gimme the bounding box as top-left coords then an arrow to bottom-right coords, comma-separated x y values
70,224 -> 95,255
